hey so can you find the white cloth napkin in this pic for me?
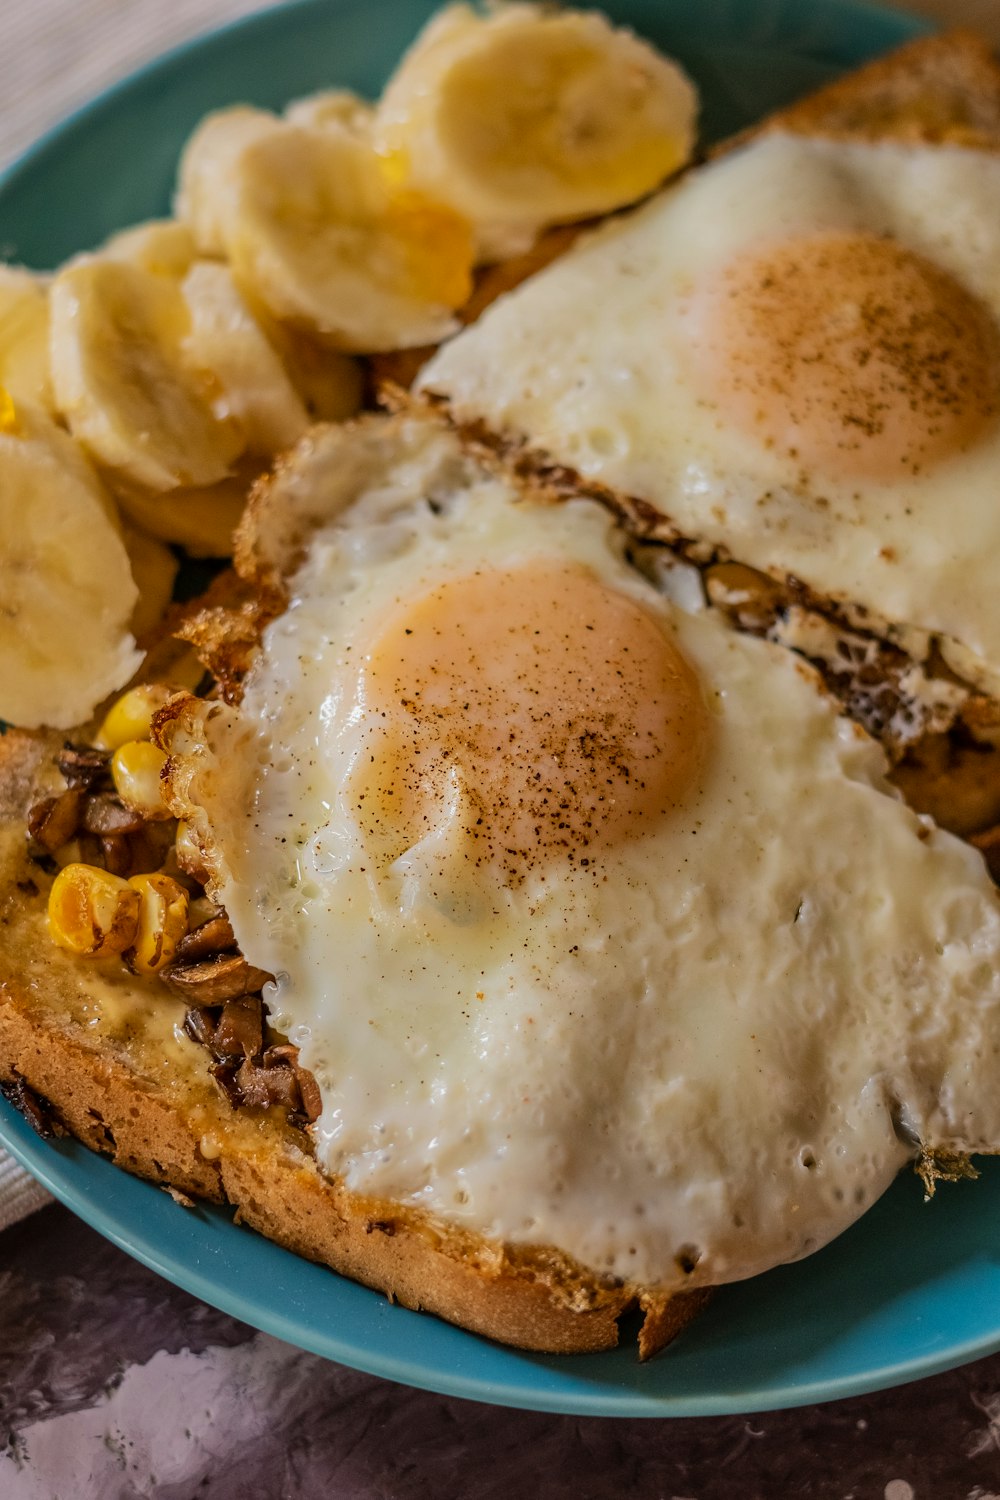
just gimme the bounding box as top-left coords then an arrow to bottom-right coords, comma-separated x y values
0,1145 -> 52,1230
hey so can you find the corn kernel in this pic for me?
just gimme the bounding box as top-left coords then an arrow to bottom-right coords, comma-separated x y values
0,386 -> 18,433
48,863 -> 140,957
95,683 -> 173,750
126,873 -> 190,974
111,740 -> 171,820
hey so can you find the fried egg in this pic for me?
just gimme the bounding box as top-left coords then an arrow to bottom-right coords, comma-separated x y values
419,133 -> 1000,677
174,416 -> 1000,1292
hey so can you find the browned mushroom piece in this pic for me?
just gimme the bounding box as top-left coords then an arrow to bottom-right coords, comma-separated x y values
173,912 -> 237,964
294,1064 -> 323,1124
82,793 -> 146,837
234,1055 -> 302,1112
120,821 -> 178,879
260,1046 -> 323,1124
56,744 -> 111,790
208,1061 -> 243,1109
161,953 -> 272,1005
99,833 -> 134,877
27,787 -> 84,853
183,1006 -> 218,1049
261,1043 -> 298,1067
212,995 -> 265,1060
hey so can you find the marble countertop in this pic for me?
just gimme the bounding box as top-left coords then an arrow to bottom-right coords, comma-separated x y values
4,1205 -> 1000,1498
6,1 -> 1000,1494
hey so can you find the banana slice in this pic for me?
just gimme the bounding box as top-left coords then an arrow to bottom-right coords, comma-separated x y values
255,315 -> 363,423
122,525 -> 179,640
220,275 -> 363,422
284,88 -> 374,137
115,461 -> 262,558
0,266 -> 54,412
221,124 -> 474,352
375,3 -> 698,259
175,107 -> 283,257
50,257 -> 242,492
0,399 -> 140,729
182,260 -> 309,455
103,219 -> 197,279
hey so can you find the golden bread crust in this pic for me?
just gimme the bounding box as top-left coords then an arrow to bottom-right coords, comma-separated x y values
745,29 -> 1000,150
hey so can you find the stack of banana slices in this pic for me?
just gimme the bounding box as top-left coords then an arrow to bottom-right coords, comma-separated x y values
0,1 -> 697,732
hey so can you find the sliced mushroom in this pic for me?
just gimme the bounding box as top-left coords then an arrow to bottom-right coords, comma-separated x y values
120,821 -> 178,879
27,787 -> 84,853
295,1064 -> 323,1124
183,1006 -> 219,1049
234,1056 -> 301,1112
82,792 -> 145,837
213,995 -> 264,1060
56,744 -> 111,791
162,952 -> 272,1005
100,833 -> 134,878
173,912 -> 236,964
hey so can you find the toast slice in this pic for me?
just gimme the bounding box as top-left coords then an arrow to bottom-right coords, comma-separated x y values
151,406 -> 1000,1304
413,30 -> 1000,837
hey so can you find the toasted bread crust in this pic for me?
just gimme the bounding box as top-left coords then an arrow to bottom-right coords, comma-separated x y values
222,1149 -> 708,1355
745,29 -> 1000,150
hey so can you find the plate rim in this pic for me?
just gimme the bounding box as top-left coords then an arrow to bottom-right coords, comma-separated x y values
6,1094 -> 1000,1418
3,0 -> 981,1421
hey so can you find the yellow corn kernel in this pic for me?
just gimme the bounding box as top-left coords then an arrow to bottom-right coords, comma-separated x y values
0,386 -> 18,433
126,872 -> 190,974
95,683 -> 173,750
48,863 -> 140,957
111,740 -> 171,820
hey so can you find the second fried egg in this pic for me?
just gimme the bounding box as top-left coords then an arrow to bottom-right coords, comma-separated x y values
421,133 -> 1000,674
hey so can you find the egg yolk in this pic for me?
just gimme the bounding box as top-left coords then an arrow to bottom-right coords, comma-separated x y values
690,230 -> 1000,482
352,561 -> 706,880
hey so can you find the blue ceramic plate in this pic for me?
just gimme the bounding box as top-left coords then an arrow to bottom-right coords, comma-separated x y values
7,0 -> 993,1419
